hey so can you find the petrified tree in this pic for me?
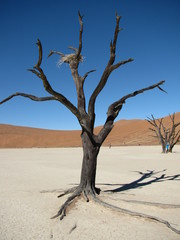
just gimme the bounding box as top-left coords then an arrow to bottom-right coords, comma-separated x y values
0,13 -> 166,219
147,113 -> 180,153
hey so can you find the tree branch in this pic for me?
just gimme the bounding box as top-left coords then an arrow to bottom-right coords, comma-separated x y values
77,11 -> 83,59
68,46 -> 78,53
47,13 -> 87,122
88,13 -> 133,125
82,70 -> 96,82
30,39 -> 81,120
111,13 -> 122,64
35,38 -> 42,67
110,58 -> 134,71
48,50 -> 65,58
174,129 -> 180,140
168,113 -> 180,147
64,12 -> 87,118
146,116 -> 157,127
97,80 -> 166,144
168,113 -> 176,140
149,128 -> 158,133
0,92 -> 57,105
110,80 -> 165,117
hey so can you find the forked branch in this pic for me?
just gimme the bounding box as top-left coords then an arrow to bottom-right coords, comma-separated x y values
97,80 -> 166,144
30,39 -> 81,120
109,80 -> 165,116
82,70 -> 96,83
48,50 -> 65,58
47,12 -> 86,118
88,13 -> 133,124
0,38 -> 81,120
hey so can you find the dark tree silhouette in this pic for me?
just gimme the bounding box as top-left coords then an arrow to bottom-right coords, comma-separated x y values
147,113 -> 180,153
0,13 -> 166,220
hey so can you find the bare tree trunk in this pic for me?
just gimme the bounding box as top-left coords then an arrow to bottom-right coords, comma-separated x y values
162,143 -> 166,153
79,131 -> 100,195
169,144 -> 173,153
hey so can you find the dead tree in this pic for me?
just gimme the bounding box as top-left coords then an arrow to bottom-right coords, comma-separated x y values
147,113 -> 180,153
0,13 -> 166,220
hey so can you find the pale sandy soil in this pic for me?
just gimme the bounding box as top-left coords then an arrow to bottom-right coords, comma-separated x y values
0,146 -> 180,240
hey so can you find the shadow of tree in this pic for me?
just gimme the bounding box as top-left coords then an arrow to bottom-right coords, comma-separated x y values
104,169 -> 180,193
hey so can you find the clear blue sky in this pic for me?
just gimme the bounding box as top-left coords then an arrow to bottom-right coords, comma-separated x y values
0,0 -> 179,130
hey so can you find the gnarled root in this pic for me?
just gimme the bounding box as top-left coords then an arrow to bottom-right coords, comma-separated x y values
51,188 -> 82,220
51,185 -> 100,220
51,186 -> 180,236
57,186 -> 78,198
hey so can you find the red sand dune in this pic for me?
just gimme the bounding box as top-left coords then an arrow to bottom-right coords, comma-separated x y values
0,113 -> 179,148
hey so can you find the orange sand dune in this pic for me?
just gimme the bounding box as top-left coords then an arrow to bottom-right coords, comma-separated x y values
0,112 -> 179,148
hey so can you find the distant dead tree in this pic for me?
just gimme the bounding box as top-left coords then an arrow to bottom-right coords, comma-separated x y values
0,13 -> 168,224
147,113 -> 180,153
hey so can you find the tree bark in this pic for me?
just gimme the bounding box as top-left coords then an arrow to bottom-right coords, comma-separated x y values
79,131 -> 100,195
162,143 -> 166,153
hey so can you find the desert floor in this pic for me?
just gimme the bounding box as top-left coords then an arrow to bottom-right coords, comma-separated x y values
0,146 -> 180,240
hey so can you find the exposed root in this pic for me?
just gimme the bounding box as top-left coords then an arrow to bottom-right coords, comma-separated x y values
82,189 -> 89,202
95,187 -> 101,195
92,195 -> 180,235
103,193 -> 180,209
57,186 -> 78,198
52,185 -> 100,220
120,199 -> 180,209
51,188 -> 81,220
51,186 -> 180,235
